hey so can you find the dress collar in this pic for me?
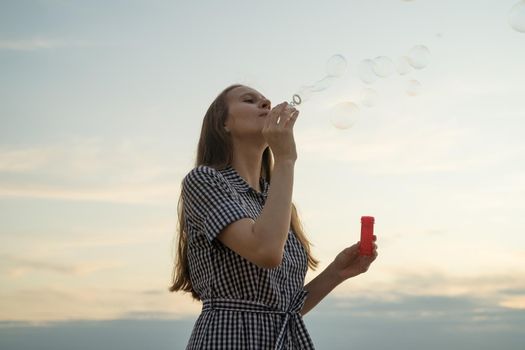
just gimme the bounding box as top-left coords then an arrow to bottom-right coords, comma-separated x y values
221,165 -> 269,197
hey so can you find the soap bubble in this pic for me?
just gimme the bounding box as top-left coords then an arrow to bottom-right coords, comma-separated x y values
395,56 -> 412,75
509,1 -> 525,33
406,79 -> 422,96
360,88 -> 379,107
407,45 -> 431,69
372,56 -> 394,78
326,54 -> 348,77
295,86 -> 314,103
309,76 -> 337,92
329,101 -> 360,129
358,59 -> 378,84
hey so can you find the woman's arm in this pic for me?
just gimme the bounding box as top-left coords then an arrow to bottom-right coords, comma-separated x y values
218,160 -> 296,268
300,262 -> 342,316
300,241 -> 378,316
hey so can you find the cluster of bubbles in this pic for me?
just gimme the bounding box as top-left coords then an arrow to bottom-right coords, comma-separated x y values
357,45 -> 430,90
287,46 -> 431,130
509,1 -> 525,32
328,45 -> 430,130
288,54 -> 348,107
286,1 -> 524,130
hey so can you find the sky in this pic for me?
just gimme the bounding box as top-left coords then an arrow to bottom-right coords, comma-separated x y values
1,0 -> 525,349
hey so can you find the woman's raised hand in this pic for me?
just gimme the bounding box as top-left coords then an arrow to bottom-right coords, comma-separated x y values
262,102 -> 300,163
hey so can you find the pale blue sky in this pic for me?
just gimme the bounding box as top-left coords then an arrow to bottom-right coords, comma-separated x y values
1,0 -> 525,349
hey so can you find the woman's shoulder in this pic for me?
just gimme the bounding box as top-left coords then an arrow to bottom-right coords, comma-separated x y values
185,164 -> 220,178
183,165 -> 228,187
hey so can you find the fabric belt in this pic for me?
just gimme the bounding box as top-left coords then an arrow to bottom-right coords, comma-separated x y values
202,290 -> 312,350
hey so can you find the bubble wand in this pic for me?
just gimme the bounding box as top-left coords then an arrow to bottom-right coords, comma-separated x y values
288,94 -> 302,107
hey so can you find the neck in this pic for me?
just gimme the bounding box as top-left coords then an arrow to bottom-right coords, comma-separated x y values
231,141 -> 266,192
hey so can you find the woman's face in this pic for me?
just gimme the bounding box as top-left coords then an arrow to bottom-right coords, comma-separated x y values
224,86 -> 271,139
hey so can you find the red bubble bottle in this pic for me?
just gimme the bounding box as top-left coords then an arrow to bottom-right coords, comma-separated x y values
359,216 -> 375,256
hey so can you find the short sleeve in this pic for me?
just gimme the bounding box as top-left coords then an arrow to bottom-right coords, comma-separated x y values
182,166 -> 252,243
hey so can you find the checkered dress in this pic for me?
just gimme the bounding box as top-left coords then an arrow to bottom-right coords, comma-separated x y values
182,164 -> 315,349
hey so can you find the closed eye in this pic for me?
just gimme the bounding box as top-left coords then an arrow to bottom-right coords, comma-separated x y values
244,99 -> 254,103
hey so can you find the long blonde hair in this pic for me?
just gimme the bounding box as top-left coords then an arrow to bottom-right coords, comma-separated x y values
169,84 -> 319,300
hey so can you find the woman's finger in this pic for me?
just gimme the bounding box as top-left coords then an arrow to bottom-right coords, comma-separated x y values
267,102 -> 286,127
276,103 -> 289,126
284,110 -> 299,128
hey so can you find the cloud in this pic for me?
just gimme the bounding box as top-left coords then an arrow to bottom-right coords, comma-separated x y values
2,267 -> 523,323
0,137 -> 179,180
325,294 -> 484,320
41,230 -> 171,250
1,295 -> 523,350
0,38 -> 103,51
0,182 -> 181,204
329,268 -> 525,311
0,254 -> 125,278
295,124 -> 495,175
0,137 -> 186,204
0,148 -> 54,172
0,318 -> 197,350
1,217 -> 177,261
305,294 -> 525,348
0,38 -> 64,50
0,286 -> 200,322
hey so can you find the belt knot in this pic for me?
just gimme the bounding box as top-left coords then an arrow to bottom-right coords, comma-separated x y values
201,290 -> 310,350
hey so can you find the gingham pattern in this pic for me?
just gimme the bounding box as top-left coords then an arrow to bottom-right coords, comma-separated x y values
182,165 -> 315,349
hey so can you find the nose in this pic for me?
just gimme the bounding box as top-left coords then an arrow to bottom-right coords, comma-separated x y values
259,98 -> 271,110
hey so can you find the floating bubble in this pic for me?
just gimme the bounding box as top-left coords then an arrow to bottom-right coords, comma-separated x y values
326,54 -> 348,77
407,45 -> 430,69
360,88 -> 379,107
296,86 -> 314,102
509,1 -> 525,33
395,56 -> 412,75
309,76 -> 337,92
372,56 -> 394,78
357,59 -> 377,84
406,79 -> 422,96
329,101 -> 360,129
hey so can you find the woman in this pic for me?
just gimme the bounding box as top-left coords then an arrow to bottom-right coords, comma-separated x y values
170,84 -> 378,349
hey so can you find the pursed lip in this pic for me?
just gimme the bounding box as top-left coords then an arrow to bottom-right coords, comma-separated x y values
259,112 -> 269,117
